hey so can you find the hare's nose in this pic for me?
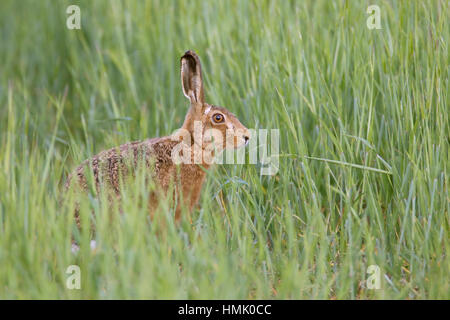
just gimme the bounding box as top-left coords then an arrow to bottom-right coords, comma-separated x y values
244,135 -> 250,144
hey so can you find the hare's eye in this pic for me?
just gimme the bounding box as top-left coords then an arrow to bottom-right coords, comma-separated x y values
212,113 -> 224,123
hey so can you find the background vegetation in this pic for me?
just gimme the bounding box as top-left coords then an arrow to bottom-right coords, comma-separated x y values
0,0 -> 448,299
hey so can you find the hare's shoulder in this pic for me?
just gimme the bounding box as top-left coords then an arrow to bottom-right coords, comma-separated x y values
142,136 -> 179,163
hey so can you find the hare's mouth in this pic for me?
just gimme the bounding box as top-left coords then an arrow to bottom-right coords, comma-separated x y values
239,135 -> 250,148
233,136 -> 249,149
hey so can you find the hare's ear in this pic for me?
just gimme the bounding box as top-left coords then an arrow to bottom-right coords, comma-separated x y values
181,50 -> 205,108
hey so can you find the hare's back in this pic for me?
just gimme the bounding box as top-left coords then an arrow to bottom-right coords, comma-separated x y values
66,136 -> 177,194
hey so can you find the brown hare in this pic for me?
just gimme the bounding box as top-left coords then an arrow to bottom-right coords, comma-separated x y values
66,50 -> 250,221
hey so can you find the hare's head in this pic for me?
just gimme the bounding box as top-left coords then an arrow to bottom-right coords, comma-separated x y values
179,51 -> 250,152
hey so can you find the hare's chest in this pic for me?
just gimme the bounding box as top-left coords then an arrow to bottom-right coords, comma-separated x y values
179,164 -> 207,185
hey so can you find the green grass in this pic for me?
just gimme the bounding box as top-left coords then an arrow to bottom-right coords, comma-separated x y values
0,0 -> 448,299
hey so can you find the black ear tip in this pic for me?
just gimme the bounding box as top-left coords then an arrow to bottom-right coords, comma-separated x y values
182,50 -> 200,62
184,50 -> 196,56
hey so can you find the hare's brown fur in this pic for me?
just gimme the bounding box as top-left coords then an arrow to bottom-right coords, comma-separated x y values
66,50 -> 250,221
